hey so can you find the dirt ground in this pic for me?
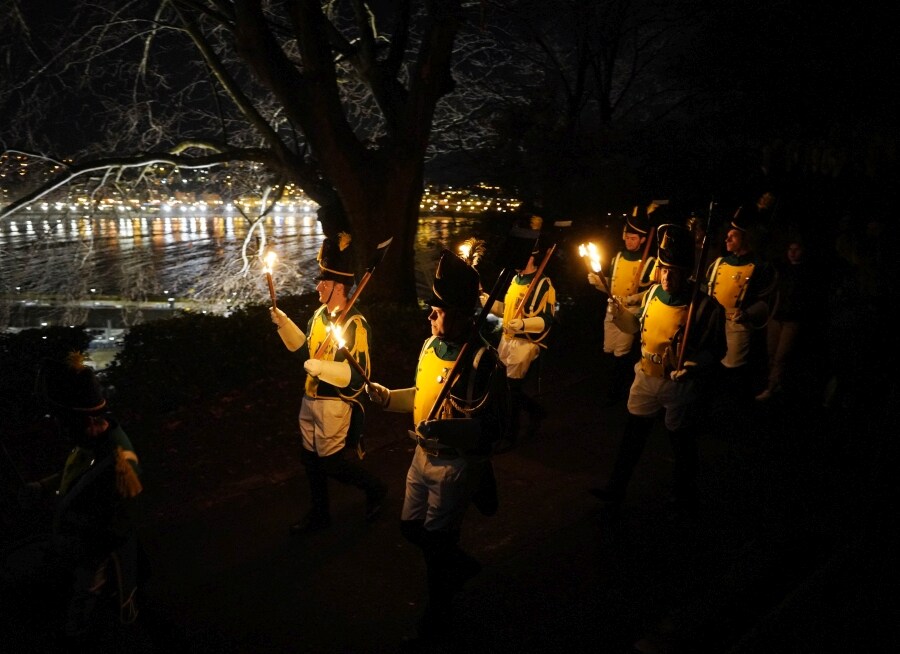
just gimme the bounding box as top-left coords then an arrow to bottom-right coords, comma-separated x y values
1,298 -> 893,653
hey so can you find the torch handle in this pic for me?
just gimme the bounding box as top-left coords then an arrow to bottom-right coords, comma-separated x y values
338,346 -> 371,385
266,272 -> 277,309
589,265 -> 622,310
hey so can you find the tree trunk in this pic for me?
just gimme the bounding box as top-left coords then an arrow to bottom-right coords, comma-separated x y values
338,160 -> 423,307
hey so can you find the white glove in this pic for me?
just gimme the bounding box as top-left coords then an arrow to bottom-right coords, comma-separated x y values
271,308 -> 306,351
669,361 -> 698,382
587,272 -> 604,290
506,317 -> 544,333
304,359 -> 351,387
366,382 -> 391,408
270,307 -> 287,327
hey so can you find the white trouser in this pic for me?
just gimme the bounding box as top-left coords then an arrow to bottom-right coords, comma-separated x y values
626,366 -> 697,431
299,396 -> 350,456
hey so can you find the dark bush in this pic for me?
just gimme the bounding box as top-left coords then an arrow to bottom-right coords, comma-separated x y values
104,295 -> 321,416
0,326 -> 91,428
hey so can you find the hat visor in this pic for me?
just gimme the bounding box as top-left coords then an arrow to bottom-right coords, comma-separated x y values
657,259 -> 692,270
315,270 -> 355,283
425,292 -> 449,309
426,292 -> 478,311
51,399 -> 108,416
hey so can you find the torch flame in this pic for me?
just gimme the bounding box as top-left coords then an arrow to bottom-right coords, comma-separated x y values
578,242 -> 602,273
458,242 -> 471,260
264,250 -> 277,274
330,323 -> 346,350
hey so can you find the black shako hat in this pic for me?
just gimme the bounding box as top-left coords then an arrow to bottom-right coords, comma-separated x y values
516,213 -> 547,257
730,204 -> 758,233
625,205 -> 652,236
656,223 -> 695,270
316,232 -> 356,284
427,249 -> 480,310
38,352 -> 107,415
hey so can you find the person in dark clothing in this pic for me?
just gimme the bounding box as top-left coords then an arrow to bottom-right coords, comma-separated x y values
270,233 -> 387,535
1,352 -> 144,639
756,238 -> 817,401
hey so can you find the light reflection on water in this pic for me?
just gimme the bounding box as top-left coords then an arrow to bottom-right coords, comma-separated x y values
0,211 -> 479,327
1,212 -> 324,295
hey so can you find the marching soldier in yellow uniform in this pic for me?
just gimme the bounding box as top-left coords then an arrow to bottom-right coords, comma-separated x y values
704,204 -> 778,394
588,206 -> 657,404
270,234 -> 387,535
367,249 -> 507,649
483,215 -> 556,446
590,224 -> 725,516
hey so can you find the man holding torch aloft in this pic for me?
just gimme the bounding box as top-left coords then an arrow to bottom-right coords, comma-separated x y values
590,223 -> 725,518
587,205 -> 658,405
270,233 -> 387,535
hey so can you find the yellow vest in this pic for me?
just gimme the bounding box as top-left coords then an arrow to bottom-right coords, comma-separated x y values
305,307 -> 368,398
413,340 -> 456,424
709,259 -> 755,319
502,275 -> 555,346
610,255 -> 644,297
639,289 -> 688,378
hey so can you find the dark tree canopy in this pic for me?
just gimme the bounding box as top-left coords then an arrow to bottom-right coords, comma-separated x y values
2,0 -> 896,306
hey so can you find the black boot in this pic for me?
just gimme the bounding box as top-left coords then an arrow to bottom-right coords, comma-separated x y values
320,448 -> 388,522
505,378 -> 525,447
589,414 -> 654,505
667,426 -> 699,520
292,449 -> 331,534
402,526 -> 480,650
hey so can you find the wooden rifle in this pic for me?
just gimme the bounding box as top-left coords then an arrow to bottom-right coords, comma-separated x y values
631,226 -> 656,290
676,199 -> 716,371
511,243 -> 556,320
